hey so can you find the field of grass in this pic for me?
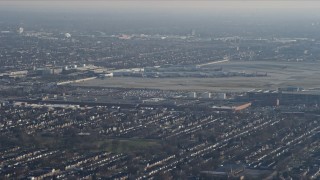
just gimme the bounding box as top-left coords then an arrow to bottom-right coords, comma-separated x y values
98,139 -> 161,153
74,60 -> 320,92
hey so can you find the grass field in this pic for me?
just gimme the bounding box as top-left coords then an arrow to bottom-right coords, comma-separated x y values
74,60 -> 320,92
99,139 -> 160,153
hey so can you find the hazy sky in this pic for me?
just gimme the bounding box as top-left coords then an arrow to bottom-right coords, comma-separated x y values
2,1 -> 320,13
1,1 -> 320,36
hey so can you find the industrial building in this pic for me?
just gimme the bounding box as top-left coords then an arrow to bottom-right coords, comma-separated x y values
247,90 -> 320,106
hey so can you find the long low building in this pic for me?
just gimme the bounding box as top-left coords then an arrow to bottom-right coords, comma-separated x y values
212,102 -> 252,112
247,91 -> 320,105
